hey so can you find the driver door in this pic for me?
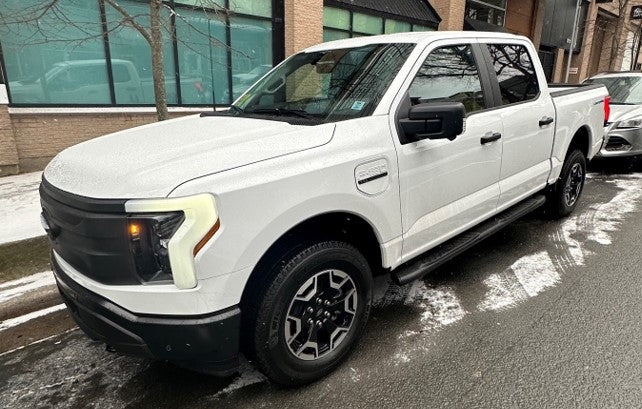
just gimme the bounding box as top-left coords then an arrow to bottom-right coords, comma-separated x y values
392,41 -> 503,262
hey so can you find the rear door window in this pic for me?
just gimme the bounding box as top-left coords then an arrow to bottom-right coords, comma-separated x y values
486,44 -> 539,105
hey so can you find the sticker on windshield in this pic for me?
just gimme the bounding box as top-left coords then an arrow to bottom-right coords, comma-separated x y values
351,101 -> 366,111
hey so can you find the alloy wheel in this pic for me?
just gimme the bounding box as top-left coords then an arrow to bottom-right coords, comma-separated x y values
284,269 -> 358,361
563,162 -> 584,208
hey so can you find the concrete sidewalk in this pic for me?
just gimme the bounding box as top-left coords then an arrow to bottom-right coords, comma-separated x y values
0,171 -> 43,246
0,171 -> 74,355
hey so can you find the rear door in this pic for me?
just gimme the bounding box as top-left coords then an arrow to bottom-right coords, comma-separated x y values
390,40 -> 504,262
480,40 -> 556,211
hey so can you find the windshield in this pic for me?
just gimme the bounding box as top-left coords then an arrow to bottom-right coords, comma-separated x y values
231,43 -> 415,123
584,76 -> 642,105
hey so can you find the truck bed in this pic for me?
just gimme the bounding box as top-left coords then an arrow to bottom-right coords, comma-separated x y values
548,83 -> 606,98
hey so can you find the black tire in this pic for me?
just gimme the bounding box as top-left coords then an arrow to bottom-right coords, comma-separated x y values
244,241 -> 372,386
547,149 -> 587,218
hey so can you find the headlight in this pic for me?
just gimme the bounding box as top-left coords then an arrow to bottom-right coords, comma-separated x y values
616,118 -> 642,129
125,194 -> 219,289
128,212 -> 185,284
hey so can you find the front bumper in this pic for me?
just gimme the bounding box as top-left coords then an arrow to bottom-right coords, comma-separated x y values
598,127 -> 642,157
52,254 -> 241,376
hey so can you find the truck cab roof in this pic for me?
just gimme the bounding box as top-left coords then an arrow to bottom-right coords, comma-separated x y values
304,31 -> 529,53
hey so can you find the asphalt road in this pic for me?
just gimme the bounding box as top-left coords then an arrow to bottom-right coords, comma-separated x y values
1,164 -> 642,408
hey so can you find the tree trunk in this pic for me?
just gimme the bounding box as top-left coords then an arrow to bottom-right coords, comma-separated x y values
609,1 -> 629,71
149,0 -> 169,121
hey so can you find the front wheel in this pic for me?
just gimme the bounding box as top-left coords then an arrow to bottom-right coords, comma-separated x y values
245,241 -> 372,386
547,149 -> 587,218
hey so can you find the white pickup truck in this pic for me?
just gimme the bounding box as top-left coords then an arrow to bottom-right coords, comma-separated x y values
40,32 -> 609,386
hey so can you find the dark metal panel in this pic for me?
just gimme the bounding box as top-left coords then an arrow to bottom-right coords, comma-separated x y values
272,0 -> 285,65
541,0 -> 590,51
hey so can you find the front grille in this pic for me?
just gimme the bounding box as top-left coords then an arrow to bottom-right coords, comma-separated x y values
40,178 -> 141,285
605,136 -> 632,151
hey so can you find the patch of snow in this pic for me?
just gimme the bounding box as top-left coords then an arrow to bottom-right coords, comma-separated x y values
0,303 -> 66,331
0,271 -> 55,303
209,363 -> 265,400
478,251 -> 560,312
404,281 -> 467,330
0,328 -> 78,358
0,171 -> 44,245
556,177 -> 642,267
349,367 -> 361,382
586,178 -> 642,245
393,352 -> 411,365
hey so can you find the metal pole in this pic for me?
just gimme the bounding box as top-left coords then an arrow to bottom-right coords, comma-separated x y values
565,0 -> 582,83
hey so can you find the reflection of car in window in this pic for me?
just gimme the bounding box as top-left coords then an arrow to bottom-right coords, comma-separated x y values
8,59 -> 142,104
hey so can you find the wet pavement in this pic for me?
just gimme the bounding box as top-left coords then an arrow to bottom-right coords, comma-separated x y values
1,164 -> 642,408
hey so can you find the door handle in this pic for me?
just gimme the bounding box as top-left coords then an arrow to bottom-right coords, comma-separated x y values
539,116 -> 554,127
481,132 -> 502,145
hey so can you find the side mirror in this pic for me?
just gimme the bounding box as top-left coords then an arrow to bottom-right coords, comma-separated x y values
398,101 -> 465,144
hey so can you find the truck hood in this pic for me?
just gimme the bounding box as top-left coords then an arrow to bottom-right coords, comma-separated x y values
44,114 -> 335,199
608,104 -> 642,124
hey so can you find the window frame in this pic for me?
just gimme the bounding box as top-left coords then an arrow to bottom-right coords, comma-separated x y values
479,41 -> 543,110
406,43 -> 493,116
396,41 -> 496,121
465,0 -> 507,27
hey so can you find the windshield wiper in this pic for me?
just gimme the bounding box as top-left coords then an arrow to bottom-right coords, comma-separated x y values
228,104 -> 245,114
247,107 -> 318,120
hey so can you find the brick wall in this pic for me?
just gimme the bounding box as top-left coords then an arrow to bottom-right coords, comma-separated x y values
505,0 -> 536,37
8,111 -> 191,173
429,0 -> 466,31
0,105 -> 19,176
284,0 -> 323,57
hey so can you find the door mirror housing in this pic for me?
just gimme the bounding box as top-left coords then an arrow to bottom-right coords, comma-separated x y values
398,102 -> 466,144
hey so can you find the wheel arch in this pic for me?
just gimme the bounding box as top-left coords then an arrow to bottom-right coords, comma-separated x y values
567,125 -> 591,158
240,211 -> 385,310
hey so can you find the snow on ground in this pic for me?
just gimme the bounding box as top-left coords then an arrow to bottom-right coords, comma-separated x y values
0,304 -> 66,331
208,362 -> 266,400
0,271 -> 55,303
404,281 -> 467,330
478,251 -> 560,312
555,176 -> 642,268
480,176 -> 642,312
0,171 -> 43,245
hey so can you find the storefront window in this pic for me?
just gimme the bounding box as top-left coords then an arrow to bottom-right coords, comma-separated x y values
0,0 -> 110,104
229,0 -> 271,18
385,20 -> 411,34
323,7 -> 351,31
323,29 -> 351,42
230,17 -> 273,101
465,0 -> 507,26
412,24 -> 436,32
352,13 -> 383,35
322,6 -> 435,42
0,0 -> 277,106
176,10 -> 229,105
106,0 -> 177,104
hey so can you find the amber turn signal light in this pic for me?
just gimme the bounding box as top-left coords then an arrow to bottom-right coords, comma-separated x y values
193,219 -> 221,256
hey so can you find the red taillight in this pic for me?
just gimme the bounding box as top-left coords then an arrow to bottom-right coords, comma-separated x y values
604,95 -> 611,124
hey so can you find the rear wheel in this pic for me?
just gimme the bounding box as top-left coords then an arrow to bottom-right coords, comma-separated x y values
244,241 -> 372,386
547,149 -> 586,218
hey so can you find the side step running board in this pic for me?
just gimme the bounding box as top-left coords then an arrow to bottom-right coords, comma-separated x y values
392,194 -> 547,285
